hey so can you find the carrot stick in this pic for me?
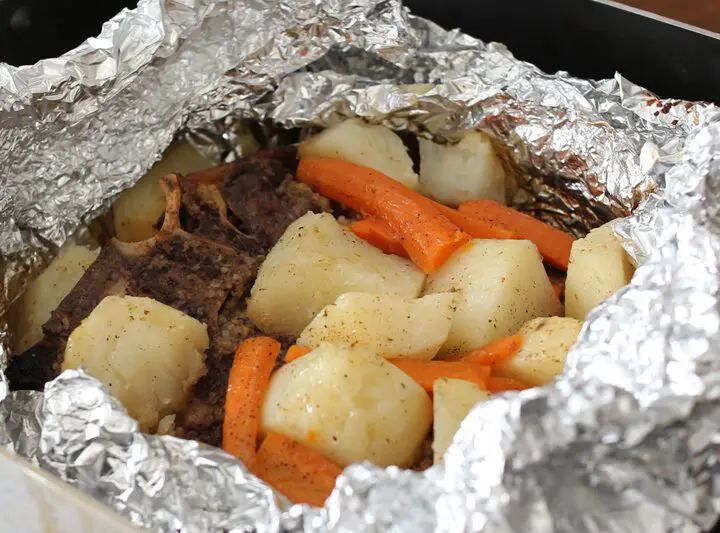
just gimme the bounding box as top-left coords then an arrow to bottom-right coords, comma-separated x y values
297,157 -> 470,273
431,202 -> 517,240
486,376 -> 532,393
350,218 -> 410,258
388,359 -> 491,392
222,337 -> 281,468
254,432 -> 342,507
285,345 -> 312,363
458,335 -> 523,365
459,200 -> 575,270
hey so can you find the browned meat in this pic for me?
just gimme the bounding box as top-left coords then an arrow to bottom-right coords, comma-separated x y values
221,156 -> 331,246
6,146 -> 333,446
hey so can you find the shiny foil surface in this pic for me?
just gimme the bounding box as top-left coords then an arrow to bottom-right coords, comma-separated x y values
1,0 -> 719,531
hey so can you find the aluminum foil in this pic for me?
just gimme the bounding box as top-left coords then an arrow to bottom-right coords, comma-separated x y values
1,0 -> 720,531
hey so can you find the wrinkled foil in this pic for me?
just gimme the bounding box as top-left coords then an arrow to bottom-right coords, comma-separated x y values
1,0 -> 720,532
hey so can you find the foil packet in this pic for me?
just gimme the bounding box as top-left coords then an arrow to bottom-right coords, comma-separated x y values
1,0 -> 720,531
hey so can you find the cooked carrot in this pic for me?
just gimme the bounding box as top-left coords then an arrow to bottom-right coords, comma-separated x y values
388,359 -> 491,392
222,337 -> 281,468
458,200 -> 575,270
458,335 -> 523,365
350,218 -> 409,258
254,431 -> 342,507
285,345 -> 312,363
297,157 -> 470,273
486,376 -> 532,393
431,202 -> 517,240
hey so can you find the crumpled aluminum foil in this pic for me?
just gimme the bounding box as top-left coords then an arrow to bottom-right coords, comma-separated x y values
1,0 -> 719,531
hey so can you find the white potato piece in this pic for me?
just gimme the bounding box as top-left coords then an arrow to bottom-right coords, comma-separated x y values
494,316 -> 582,386
247,213 -> 425,336
419,132 -> 507,206
11,244 -> 100,353
297,292 -> 456,359
63,295 -> 208,432
261,343 -> 432,467
113,142 -> 212,242
433,378 -> 491,464
425,239 -> 562,355
565,223 -> 635,320
299,119 -> 418,189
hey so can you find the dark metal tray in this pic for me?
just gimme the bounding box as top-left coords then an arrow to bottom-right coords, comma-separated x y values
407,0 -> 720,103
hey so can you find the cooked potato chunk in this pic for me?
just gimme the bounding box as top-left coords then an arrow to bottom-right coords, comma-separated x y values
11,244 -> 100,353
113,142 -> 212,242
247,213 -> 425,336
565,223 -> 635,320
494,316 -> 582,386
63,295 -> 208,432
424,239 -> 562,355
261,343 -> 432,467
299,119 -> 418,189
418,132 -> 507,206
433,378 -> 490,464
297,292 -> 456,359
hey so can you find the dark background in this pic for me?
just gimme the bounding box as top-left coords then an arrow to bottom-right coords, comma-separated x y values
0,0 -> 719,103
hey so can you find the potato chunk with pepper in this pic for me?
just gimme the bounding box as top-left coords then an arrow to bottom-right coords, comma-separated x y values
113,142 -> 212,242
248,213 -> 425,336
425,239 -> 562,355
297,292 -> 456,359
11,244 -> 99,354
261,343 -> 432,467
299,119 -> 418,189
418,132 -> 507,206
433,378 -> 490,464
565,223 -> 635,320
63,295 -> 208,432
493,316 -> 582,386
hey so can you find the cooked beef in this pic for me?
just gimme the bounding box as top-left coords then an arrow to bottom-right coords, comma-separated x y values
43,174 -> 261,346
7,146 -> 333,447
221,154 -> 331,246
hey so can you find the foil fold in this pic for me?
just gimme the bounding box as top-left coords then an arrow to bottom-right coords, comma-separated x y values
0,0 -> 719,532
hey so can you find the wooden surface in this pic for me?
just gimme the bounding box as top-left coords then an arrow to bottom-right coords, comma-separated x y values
616,0 -> 720,33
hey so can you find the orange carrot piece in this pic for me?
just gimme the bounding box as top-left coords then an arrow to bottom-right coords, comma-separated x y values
388,359 -> 491,392
431,202 -> 517,240
254,432 -> 342,507
459,200 -> 575,270
285,345 -> 312,363
297,157 -> 470,273
459,335 -> 523,365
222,337 -> 281,468
486,376 -> 532,393
350,218 -> 410,258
